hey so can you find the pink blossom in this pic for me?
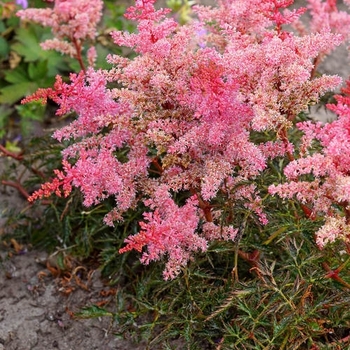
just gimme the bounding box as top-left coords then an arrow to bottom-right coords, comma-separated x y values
17,0 -> 102,41
202,222 -> 238,241
269,79 -> 350,248
119,193 -> 206,280
17,0 -> 102,64
24,0 -> 350,278
315,216 -> 348,248
307,0 -> 350,39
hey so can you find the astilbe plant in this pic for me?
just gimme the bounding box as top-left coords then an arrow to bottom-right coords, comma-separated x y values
19,0 -> 350,279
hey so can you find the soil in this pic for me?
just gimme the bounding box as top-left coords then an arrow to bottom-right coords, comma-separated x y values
0,118 -> 151,349
0,160 -> 149,350
0,249 -> 147,350
2,1 -> 350,349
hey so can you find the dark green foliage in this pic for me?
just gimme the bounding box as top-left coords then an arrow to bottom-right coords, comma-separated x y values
0,20 -> 75,138
94,210 -> 350,349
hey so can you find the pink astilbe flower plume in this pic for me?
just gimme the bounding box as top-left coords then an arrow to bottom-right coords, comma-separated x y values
307,0 -> 350,39
17,0 -> 103,69
120,188 -> 206,280
23,0 -> 350,278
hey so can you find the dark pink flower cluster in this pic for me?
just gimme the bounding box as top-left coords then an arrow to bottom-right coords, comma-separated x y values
23,0 -> 350,278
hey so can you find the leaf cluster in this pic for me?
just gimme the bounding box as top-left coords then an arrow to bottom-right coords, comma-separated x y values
73,210 -> 350,349
0,0 -> 132,140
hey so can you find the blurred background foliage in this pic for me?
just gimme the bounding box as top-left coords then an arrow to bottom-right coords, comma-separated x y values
1,1 -> 350,349
0,0 -> 132,142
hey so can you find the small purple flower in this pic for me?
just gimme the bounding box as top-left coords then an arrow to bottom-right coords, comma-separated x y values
16,0 -> 28,8
195,25 -> 207,48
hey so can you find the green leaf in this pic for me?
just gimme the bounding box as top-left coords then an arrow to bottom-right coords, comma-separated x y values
11,25 -> 75,76
12,26 -> 44,62
0,81 -> 36,104
5,140 -> 22,154
0,36 -> 9,58
74,305 -> 114,319
0,21 -> 6,34
28,60 -> 48,81
4,66 -> 30,84
15,101 -> 45,121
263,227 -> 287,245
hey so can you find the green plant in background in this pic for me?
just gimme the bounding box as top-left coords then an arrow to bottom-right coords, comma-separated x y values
1,2 -> 70,139
166,0 -> 196,25
0,0 -> 131,142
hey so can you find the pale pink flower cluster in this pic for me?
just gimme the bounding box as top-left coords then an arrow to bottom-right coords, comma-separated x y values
306,0 -> 350,39
315,215 -> 349,248
17,0 -> 102,61
23,0 -> 350,278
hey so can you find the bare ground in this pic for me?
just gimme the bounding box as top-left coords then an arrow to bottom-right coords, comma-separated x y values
0,250 -> 145,350
0,162 -> 151,349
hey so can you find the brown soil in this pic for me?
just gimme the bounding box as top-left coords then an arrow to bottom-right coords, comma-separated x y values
0,249 -> 147,350
0,160 -> 151,349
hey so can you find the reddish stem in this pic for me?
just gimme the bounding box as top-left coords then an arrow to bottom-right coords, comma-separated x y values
151,157 -> 163,174
300,204 -> 313,219
0,144 -> 23,160
278,126 -> 294,162
1,143 -> 46,179
311,55 -> 322,80
190,188 -> 213,222
72,38 -> 86,72
2,180 -> 30,199
322,262 -> 350,289
1,180 -> 51,205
